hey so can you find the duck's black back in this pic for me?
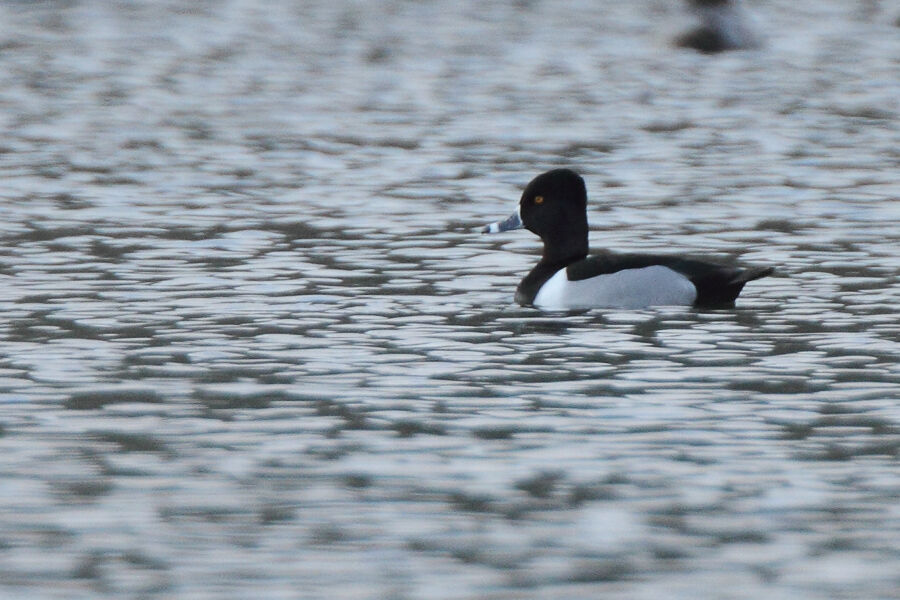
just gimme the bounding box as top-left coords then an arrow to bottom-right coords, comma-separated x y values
567,253 -> 774,307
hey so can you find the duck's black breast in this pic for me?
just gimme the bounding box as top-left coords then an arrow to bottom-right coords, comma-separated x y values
515,259 -> 569,306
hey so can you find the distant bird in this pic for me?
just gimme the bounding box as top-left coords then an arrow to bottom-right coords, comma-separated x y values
481,169 -> 774,309
675,0 -> 762,53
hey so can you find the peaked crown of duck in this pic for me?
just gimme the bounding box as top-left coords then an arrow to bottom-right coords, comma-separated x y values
519,168 -> 589,265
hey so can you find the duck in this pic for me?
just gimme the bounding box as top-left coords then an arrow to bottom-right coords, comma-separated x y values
675,0 -> 762,54
481,168 -> 773,310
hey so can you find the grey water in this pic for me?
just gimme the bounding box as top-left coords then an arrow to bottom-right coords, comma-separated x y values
0,1 -> 898,598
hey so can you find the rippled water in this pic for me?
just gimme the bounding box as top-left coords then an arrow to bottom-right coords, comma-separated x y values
1,1 -> 899,598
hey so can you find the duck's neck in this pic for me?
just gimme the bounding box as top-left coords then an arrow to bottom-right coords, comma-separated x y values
540,230 -> 588,267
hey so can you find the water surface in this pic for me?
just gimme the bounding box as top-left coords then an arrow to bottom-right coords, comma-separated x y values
0,1 -> 898,599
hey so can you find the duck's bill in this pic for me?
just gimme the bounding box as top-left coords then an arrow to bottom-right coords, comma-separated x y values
481,210 -> 522,234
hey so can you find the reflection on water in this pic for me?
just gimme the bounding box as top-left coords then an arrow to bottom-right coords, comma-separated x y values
1,1 -> 898,598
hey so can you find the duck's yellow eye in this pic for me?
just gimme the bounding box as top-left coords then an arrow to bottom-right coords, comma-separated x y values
534,195 -> 544,204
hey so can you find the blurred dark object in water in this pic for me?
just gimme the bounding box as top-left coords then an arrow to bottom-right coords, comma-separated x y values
676,0 -> 762,53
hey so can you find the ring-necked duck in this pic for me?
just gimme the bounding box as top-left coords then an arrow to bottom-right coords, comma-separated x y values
482,168 -> 773,309
676,0 -> 762,53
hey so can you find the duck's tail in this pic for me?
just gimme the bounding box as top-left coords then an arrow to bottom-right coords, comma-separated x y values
695,265 -> 775,307
731,266 -> 775,285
